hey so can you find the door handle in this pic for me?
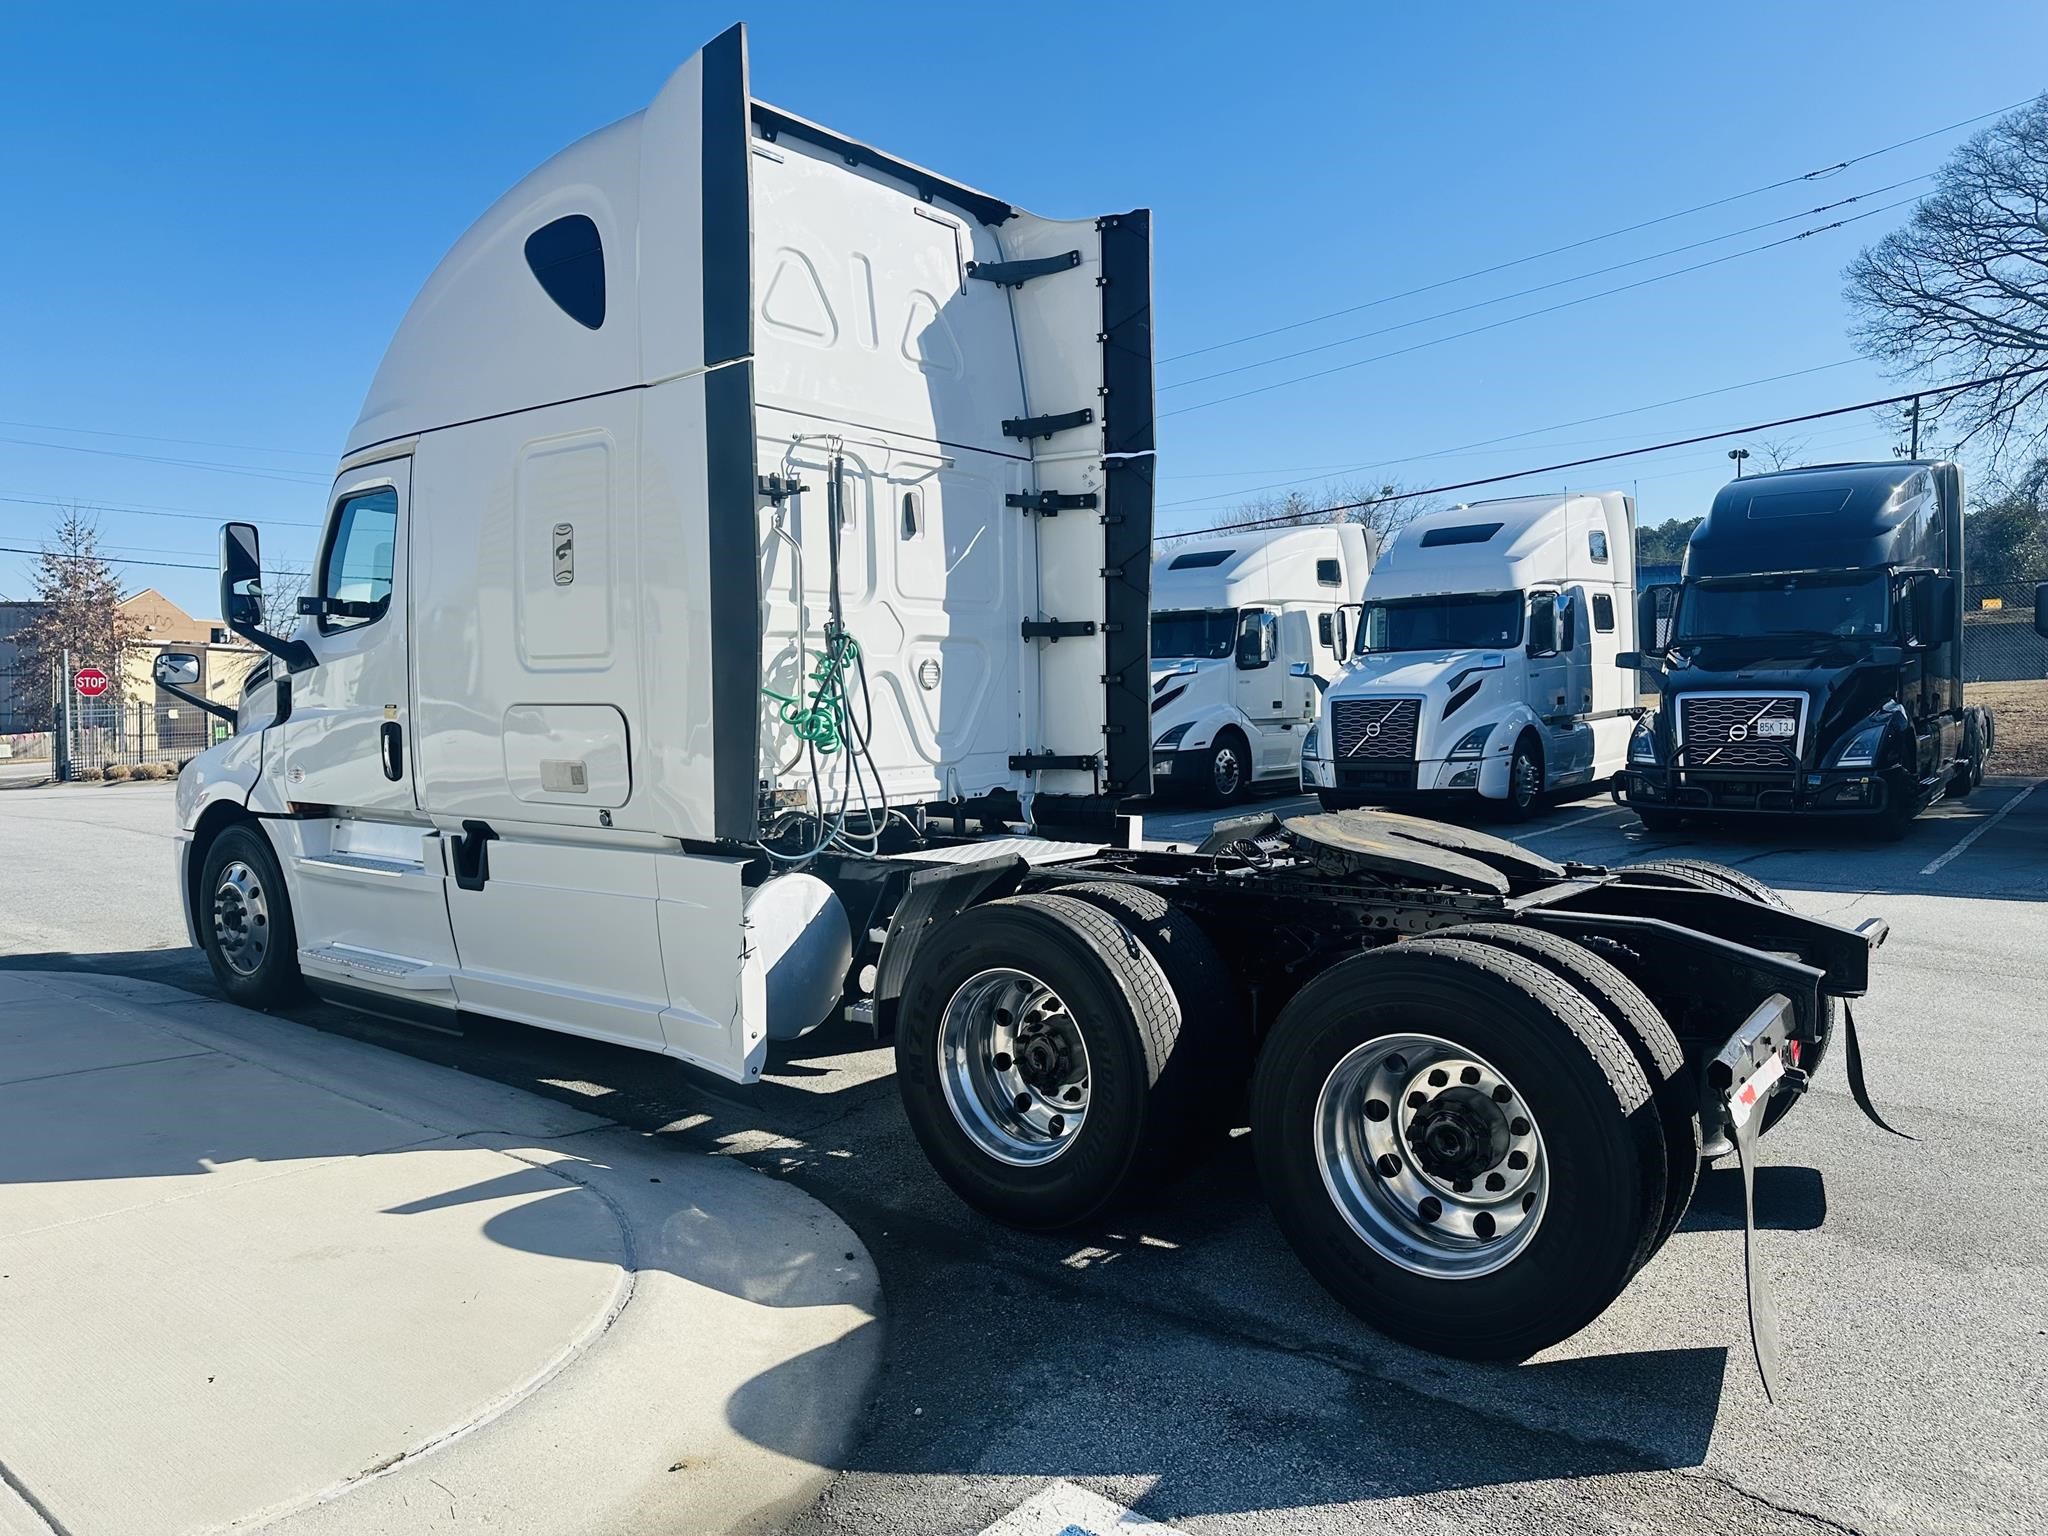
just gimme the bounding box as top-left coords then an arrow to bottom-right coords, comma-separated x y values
380,719 -> 403,782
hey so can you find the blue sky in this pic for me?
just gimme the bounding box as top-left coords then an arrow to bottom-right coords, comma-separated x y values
4,0 -> 2045,617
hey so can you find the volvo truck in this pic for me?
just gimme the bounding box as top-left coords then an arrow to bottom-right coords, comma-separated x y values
1617,461 -> 1992,835
151,25 -> 1895,1385
1304,493 -> 1639,818
1149,524 -> 1375,802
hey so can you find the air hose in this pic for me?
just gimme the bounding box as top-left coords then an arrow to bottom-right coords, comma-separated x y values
763,628 -> 861,754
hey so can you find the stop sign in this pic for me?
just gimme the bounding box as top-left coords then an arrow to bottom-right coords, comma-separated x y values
73,667 -> 110,698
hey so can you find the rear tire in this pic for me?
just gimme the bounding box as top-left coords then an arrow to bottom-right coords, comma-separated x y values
1056,881 -> 1250,1136
1428,924 -> 1698,1256
197,822 -> 303,1009
895,893 -> 1194,1229
1250,937 -> 1665,1360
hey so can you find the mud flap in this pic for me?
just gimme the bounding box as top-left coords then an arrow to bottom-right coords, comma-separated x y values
1841,1001 -> 1915,1140
1713,994 -> 1796,1402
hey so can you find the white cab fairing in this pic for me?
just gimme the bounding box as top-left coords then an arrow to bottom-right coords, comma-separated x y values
1306,494 -> 1637,804
172,22 -> 1155,1083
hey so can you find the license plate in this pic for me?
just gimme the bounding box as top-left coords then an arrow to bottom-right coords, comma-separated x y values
1757,717 -> 1794,738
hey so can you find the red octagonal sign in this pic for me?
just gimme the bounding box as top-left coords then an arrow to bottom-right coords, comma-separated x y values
73,666 -> 110,698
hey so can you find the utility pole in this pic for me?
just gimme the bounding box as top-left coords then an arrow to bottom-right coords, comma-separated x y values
57,648 -> 73,782
1909,395 -> 1921,458
1728,447 -> 1750,479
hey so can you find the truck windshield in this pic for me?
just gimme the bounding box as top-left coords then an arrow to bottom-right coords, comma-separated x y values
1152,609 -> 1238,660
1359,592 -> 1523,652
1676,570 -> 1891,641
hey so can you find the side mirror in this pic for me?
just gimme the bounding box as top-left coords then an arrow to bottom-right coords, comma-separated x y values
1928,573 -> 1958,639
218,520 -> 314,672
1288,661 -> 1311,677
1525,593 -> 1559,657
2035,581 -> 2048,642
1613,651 -> 1643,671
1636,583 -> 1678,652
152,652 -> 200,688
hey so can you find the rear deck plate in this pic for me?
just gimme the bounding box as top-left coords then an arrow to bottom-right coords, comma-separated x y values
1280,813 -> 1511,895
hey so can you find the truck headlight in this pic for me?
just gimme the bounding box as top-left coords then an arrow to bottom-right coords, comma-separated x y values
1302,721 -> 1320,760
1448,725 -> 1493,759
1154,721 -> 1193,750
1832,719 -> 1888,769
1628,719 -> 1660,764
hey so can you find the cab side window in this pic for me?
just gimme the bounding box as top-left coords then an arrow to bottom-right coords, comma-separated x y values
319,487 -> 398,632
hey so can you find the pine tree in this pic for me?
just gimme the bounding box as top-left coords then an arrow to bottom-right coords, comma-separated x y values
10,509 -> 140,732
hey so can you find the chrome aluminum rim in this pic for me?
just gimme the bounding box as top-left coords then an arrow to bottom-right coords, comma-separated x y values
1214,745 -> 1243,796
1314,1031 -> 1548,1279
937,967 -> 1091,1167
212,859 -> 270,977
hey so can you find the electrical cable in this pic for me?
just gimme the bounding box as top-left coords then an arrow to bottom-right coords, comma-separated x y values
1158,94 -> 2038,365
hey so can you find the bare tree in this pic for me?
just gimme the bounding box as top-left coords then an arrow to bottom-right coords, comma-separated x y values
1751,436 -> 1810,472
1184,478 -> 1446,550
1844,95 -> 2048,466
258,564 -> 310,636
9,508 -> 143,731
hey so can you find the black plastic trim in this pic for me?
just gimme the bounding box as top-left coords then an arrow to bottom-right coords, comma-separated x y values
1100,454 -> 1155,796
1002,408 -> 1092,441
701,24 -> 753,368
1097,210 -> 1155,456
967,250 -> 1080,287
705,361 -> 761,842
750,104 -> 1015,227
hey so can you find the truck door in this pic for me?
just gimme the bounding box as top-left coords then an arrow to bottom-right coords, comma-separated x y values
280,459 -> 418,814
1524,588 -> 1570,727
1233,608 -> 1287,771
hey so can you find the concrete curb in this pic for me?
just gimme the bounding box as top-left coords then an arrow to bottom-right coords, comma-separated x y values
0,972 -> 882,1536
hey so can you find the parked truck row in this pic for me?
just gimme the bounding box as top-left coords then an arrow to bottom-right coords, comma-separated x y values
153,24 -> 1896,1384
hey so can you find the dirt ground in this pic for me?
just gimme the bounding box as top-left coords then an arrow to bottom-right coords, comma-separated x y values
1969,678 -> 2048,777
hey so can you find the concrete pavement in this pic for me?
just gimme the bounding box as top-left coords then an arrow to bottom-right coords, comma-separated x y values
0,969 -> 881,1536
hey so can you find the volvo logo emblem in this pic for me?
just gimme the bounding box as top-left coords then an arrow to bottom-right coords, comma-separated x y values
1365,721 -> 1381,738
1727,724 -> 1748,741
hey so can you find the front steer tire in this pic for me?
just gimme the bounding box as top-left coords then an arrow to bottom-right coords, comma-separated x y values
1250,937 -> 1665,1361
894,893 -> 1196,1231
197,822 -> 303,1009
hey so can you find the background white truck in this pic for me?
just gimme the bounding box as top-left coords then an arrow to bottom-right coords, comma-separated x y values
150,27 -> 1888,1382
1149,524 -> 1375,801
1305,492 -> 1640,818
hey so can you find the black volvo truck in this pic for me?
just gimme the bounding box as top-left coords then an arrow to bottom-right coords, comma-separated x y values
1618,460 -> 1992,835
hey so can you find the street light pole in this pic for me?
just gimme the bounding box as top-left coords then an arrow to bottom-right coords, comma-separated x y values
1728,447 -> 1750,479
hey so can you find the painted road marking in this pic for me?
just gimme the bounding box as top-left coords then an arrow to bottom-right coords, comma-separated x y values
1517,807 -> 1625,840
978,1481 -> 1188,1536
1920,781 -> 2040,877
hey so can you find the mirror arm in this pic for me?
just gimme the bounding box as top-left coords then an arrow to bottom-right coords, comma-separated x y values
155,677 -> 239,726
226,613 -> 315,672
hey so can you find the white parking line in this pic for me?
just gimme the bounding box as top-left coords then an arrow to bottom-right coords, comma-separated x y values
1920,781 -> 2039,876
1517,807 -> 1625,840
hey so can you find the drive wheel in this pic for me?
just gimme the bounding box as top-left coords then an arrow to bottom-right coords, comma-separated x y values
1250,937 -> 1664,1360
1633,807 -> 1686,835
895,894 -> 1194,1229
1429,924 -> 1699,1256
198,822 -> 303,1008
1058,880 -> 1250,1137
1203,731 -> 1250,805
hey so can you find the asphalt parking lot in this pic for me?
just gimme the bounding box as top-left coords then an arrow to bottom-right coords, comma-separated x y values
4,778 -> 2045,1535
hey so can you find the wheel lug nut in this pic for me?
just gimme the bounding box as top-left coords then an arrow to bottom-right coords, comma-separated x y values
1509,1116 -> 1531,1136
992,1052 -> 1012,1071
1376,1153 -> 1402,1178
1485,1172 -> 1505,1192
1418,1196 -> 1442,1223
1507,1150 -> 1528,1170
1492,1085 -> 1513,1103
1474,1211 -> 1496,1239
1460,1066 -> 1480,1085
1428,1068 -> 1449,1087
1364,1099 -> 1389,1122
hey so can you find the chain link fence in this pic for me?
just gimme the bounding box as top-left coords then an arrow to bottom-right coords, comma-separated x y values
1963,581 -> 2048,683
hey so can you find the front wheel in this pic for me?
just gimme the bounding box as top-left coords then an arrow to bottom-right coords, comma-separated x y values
1202,733 -> 1250,805
1496,739 -> 1543,822
197,822 -> 303,1008
1251,937 -> 1665,1360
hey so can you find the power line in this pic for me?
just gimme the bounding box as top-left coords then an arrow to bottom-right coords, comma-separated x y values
1159,181 -> 1927,393
1166,363 -> 2048,540
1160,195 -> 1919,420
0,491 -> 324,528
0,436 -> 329,484
0,419 -> 330,459
1155,358 -> 1864,509
0,544 -> 309,574
1158,94 -> 2038,366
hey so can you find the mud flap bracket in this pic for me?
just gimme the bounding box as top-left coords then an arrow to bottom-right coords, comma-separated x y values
1712,992 -> 1797,1402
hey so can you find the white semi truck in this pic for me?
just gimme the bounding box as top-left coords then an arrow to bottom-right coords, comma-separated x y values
153,26 -> 1894,1384
1149,524 -> 1375,802
1305,492 -> 1640,818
